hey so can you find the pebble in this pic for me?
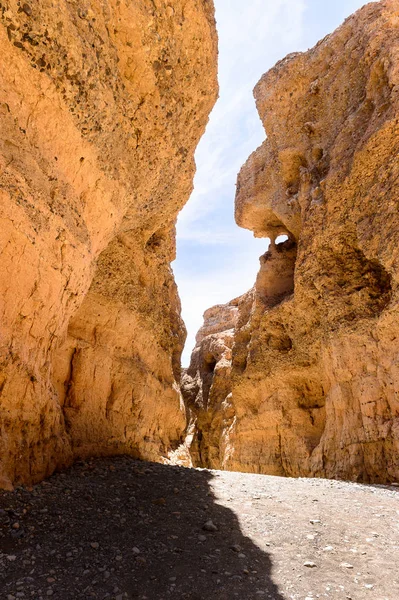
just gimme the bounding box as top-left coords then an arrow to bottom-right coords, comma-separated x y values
198,535 -> 207,542
340,563 -> 354,569
152,497 -> 166,506
304,561 -> 317,568
90,542 -> 99,549
203,520 -> 218,532
132,547 -> 140,555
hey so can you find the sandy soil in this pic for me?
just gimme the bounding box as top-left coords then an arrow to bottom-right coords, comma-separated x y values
1,457 -> 398,599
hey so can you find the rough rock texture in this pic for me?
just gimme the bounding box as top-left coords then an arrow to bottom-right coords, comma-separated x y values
0,0 -> 218,488
184,0 -> 399,483
182,300 -> 239,468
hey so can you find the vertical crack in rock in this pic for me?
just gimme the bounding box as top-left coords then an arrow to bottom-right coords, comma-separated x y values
182,0 -> 399,483
0,0 -> 218,488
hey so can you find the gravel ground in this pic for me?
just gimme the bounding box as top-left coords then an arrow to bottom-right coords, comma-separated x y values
0,456 -> 398,600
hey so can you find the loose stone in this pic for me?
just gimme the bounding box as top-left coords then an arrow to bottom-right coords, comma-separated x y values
203,520 -> 218,532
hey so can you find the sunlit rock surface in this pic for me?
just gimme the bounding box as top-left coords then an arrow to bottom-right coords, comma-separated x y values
183,0 -> 399,483
0,0 -> 218,488
182,300 -> 240,468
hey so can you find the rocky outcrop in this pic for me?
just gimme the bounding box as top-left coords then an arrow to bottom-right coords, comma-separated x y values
183,0 -> 399,483
182,300 -> 240,468
0,0 -> 217,488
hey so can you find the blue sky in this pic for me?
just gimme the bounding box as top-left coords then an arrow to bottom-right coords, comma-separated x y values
173,0 -> 372,365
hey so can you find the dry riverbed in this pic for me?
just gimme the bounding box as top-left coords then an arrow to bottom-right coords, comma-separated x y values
1,457 -> 398,599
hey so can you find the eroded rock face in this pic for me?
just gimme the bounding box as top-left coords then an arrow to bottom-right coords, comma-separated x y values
185,0 -> 399,483
181,300 -> 240,468
0,0 -> 217,488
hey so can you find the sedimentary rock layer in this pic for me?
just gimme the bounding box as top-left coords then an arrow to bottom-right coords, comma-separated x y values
183,0 -> 399,483
0,0 -> 217,488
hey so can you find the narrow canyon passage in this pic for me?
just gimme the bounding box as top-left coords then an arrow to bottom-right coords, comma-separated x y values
1,0 -> 398,487
1,1 -> 399,599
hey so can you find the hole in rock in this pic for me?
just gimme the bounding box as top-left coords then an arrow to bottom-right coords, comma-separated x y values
204,355 -> 217,374
146,229 -> 166,250
257,237 -> 297,309
276,234 -> 289,245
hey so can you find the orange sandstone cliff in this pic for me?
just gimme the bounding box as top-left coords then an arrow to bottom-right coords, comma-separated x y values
182,0 -> 399,483
182,299 -> 239,468
0,0 -> 218,488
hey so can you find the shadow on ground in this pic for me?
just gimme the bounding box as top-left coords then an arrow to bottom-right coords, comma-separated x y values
0,456 -> 284,599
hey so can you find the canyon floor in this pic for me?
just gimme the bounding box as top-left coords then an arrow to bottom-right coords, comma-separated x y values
0,457 -> 398,600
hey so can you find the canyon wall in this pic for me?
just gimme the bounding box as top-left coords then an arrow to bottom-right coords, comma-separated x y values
0,0 -> 218,489
182,299 -> 239,468
183,0 -> 399,483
